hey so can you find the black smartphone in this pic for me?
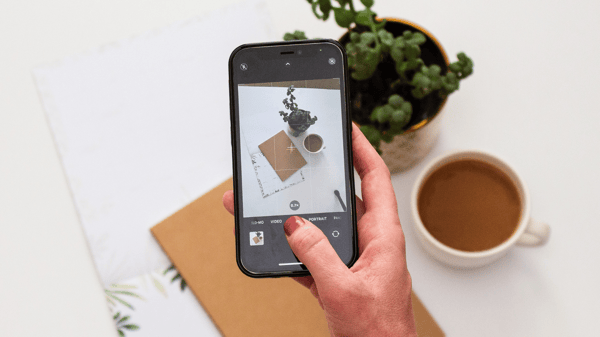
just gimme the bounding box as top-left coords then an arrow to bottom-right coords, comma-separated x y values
228,39 -> 357,277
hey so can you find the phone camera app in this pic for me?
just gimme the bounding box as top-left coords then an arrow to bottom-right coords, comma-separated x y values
237,78 -> 347,217
250,231 -> 264,246
240,63 -> 248,71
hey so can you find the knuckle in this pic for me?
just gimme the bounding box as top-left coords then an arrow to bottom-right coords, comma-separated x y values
396,231 -> 406,251
378,165 -> 392,180
405,271 -> 413,289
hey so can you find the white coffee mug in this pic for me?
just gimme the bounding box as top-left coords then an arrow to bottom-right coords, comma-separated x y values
303,133 -> 325,153
410,150 -> 550,268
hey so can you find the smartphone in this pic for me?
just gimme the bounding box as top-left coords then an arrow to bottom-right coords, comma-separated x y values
228,40 -> 357,277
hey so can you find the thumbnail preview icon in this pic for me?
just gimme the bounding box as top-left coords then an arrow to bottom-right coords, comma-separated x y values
250,231 -> 264,246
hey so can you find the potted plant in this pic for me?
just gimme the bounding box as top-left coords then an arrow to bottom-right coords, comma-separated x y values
284,0 -> 473,172
279,85 -> 318,137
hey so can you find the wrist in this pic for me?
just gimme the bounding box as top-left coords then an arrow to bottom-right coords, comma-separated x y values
366,319 -> 416,337
365,302 -> 417,337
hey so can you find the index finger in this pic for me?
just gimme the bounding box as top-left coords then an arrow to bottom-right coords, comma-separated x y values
351,123 -> 398,213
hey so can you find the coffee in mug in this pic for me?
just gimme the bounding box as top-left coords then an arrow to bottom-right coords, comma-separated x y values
417,159 -> 521,252
303,134 -> 324,153
411,150 -> 550,268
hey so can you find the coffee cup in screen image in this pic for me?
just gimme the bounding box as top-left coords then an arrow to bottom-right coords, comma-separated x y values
303,134 -> 324,153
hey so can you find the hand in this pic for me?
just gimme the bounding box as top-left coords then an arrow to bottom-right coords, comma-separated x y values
223,123 -> 416,336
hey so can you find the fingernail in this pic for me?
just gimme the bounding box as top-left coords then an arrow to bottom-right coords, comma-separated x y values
284,216 -> 304,236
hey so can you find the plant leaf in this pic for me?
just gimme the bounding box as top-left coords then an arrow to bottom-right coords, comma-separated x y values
109,284 -> 138,290
108,290 -> 144,300
122,324 -> 140,331
360,125 -> 381,147
163,264 -> 176,275
107,293 -> 134,310
360,0 -> 374,8
106,295 -> 116,307
283,30 -> 308,41
332,7 -> 354,28
318,0 -> 332,20
355,9 -> 373,26
180,279 -> 187,292
150,273 -> 167,298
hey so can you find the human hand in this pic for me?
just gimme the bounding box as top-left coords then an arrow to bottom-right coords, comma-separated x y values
223,123 -> 416,336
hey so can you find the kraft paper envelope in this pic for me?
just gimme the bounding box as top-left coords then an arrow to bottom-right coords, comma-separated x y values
151,178 -> 444,336
258,130 -> 307,181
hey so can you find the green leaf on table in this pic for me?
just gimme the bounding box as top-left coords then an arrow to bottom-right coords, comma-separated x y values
150,273 -> 167,298
109,284 -> 138,290
122,324 -> 140,331
107,293 -> 134,310
109,290 -> 143,299
163,264 -> 175,275
171,273 -> 182,282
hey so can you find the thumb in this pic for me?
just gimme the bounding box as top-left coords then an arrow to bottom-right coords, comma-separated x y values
284,216 -> 350,282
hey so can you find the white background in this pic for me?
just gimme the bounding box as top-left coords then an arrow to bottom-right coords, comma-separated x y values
1,0 -> 599,336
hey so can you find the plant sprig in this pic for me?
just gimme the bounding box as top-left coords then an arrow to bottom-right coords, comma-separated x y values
164,264 -> 187,291
113,312 -> 140,337
286,0 -> 473,152
279,86 -> 317,135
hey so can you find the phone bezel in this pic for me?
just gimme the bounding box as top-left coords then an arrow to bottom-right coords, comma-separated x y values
228,39 -> 357,278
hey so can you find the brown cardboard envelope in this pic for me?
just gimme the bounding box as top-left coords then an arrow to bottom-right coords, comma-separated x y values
258,130 -> 307,181
151,178 -> 443,336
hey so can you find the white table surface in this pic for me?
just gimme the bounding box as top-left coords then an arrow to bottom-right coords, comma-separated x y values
1,0 -> 598,336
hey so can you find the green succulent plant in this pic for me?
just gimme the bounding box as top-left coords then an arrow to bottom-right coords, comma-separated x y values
279,85 -> 318,136
285,0 -> 473,152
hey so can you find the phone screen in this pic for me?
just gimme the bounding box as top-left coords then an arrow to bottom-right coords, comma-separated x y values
229,40 -> 357,277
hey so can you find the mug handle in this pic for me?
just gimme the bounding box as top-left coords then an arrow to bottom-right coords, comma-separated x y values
516,218 -> 550,246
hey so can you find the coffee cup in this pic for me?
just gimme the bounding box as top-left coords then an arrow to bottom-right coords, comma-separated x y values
410,150 -> 550,268
303,133 -> 324,153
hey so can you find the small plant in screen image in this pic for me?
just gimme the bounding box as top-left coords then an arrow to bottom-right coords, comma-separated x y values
279,85 -> 318,137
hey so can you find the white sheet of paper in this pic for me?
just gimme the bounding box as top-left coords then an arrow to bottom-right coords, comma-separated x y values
33,1 -> 273,286
251,152 -> 305,197
106,268 -> 220,337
